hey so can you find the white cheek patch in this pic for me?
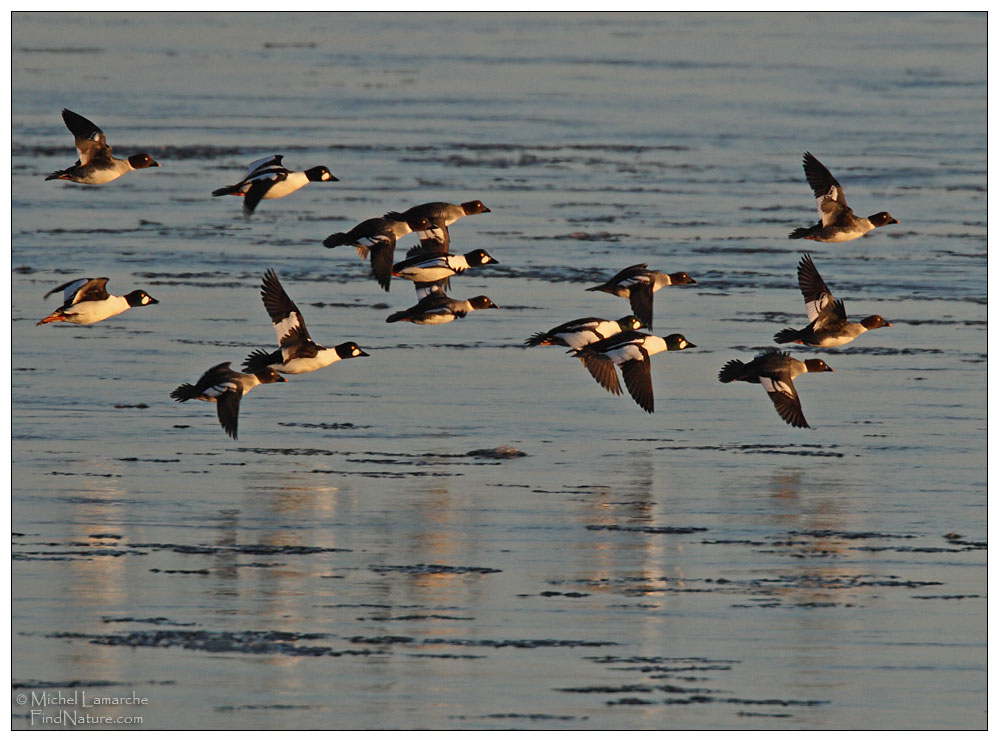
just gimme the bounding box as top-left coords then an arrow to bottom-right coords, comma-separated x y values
678,339 -> 688,349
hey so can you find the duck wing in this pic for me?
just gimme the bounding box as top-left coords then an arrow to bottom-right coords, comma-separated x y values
215,387 -> 243,440
627,282 -> 655,330
797,253 -> 838,323
62,109 -> 109,165
759,371 -> 808,428
620,352 -> 654,413
802,152 -> 850,227
260,269 -> 313,358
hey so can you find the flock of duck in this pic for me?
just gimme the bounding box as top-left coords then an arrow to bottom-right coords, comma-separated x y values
36,108 -> 899,438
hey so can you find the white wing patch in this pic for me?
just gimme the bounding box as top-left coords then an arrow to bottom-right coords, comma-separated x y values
358,234 -> 392,248
244,155 -> 283,178
805,297 -> 825,323
760,376 -> 793,397
622,275 -> 649,289
63,278 -> 92,304
273,314 -> 301,344
562,330 -> 598,349
419,225 -> 448,243
205,381 -> 239,400
607,342 -> 644,364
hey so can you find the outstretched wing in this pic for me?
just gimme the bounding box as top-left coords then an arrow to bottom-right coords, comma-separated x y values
620,351 -> 654,413
62,109 -> 108,165
215,388 -> 243,440
802,152 -> 850,227
628,283 -> 655,331
368,239 -> 397,291
242,177 -> 276,216
577,352 -> 623,397
45,276 -> 109,306
416,224 -> 450,254
244,155 -> 284,179
260,269 -> 311,354
796,254 -> 837,323
759,372 -> 808,428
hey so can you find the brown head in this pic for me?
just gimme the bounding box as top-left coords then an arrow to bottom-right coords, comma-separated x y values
668,271 -> 697,286
128,153 -> 160,170
869,212 -> 898,227
469,296 -> 499,310
804,358 -> 834,373
461,200 -> 491,216
861,315 -> 892,331
255,368 -> 286,384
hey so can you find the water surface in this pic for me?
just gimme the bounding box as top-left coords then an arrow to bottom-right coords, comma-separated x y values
11,12 -> 986,731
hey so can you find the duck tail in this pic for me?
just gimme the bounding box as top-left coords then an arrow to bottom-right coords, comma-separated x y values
44,170 -> 69,182
385,309 -> 409,323
322,232 -> 349,248
788,227 -> 810,240
773,327 -> 801,344
170,383 -> 197,402
36,311 -> 65,325
523,331 -> 551,347
718,359 -> 746,383
241,349 -> 274,373
211,184 -> 241,197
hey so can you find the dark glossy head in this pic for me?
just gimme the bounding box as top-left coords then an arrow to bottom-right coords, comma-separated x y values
618,315 -> 644,331
255,368 -> 286,384
664,333 -> 696,350
306,166 -> 338,182
461,199 -> 491,215
128,153 -> 159,169
125,290 -> 158,307
804,358 -> 834,373
469,296 -> 499,310
869,211 -> 898,227
861,315 -> 892,330
335,341 -> 369,358
668,271 -> 697,285
466,249 -> 498,266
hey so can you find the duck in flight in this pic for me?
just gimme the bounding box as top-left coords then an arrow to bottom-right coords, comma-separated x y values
45,109 -> 159,184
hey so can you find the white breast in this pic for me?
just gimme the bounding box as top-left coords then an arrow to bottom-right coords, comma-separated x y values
261,172 -> 309,199
64,296 -> 129,324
